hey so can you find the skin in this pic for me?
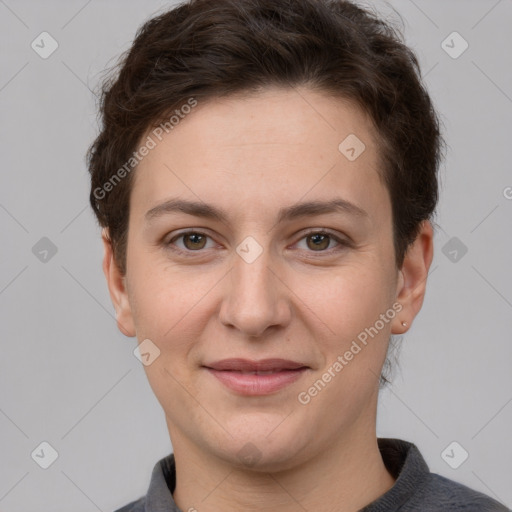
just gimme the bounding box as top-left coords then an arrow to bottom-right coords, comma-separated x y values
103,87 -> 434,512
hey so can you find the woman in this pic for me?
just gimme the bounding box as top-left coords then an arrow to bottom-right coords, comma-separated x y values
87,0 -> 509,510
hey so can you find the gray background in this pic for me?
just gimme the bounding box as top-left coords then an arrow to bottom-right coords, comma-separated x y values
1,0 -> 511,510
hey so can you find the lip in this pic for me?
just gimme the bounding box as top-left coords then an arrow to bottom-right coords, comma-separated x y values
203,358 -> 309,396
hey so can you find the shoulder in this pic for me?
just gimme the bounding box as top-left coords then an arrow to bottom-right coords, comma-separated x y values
113,496 -> 145,512
112,452 -> 176,512
411,472 -> 510,511
373,438 -> 509,511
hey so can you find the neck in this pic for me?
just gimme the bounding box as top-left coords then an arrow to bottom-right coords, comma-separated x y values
170,421 -> 395,512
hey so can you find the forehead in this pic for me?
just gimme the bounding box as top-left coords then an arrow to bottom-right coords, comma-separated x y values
130,87 -> 390,226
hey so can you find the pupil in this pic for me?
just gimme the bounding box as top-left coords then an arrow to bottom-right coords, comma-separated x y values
186,233 -> 204,249
309,234 -> 329,250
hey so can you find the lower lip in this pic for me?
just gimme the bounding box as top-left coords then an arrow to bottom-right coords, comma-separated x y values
205,368 -> 307,395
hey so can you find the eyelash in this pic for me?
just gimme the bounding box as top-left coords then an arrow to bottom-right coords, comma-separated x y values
165,229 -> 351,256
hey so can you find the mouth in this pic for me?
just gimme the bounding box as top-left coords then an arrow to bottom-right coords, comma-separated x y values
202,358 -> 310,395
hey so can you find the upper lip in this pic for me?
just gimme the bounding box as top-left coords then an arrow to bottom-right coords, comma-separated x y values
203,358 -> 308,372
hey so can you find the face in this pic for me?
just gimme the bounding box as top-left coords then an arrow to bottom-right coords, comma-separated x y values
104,87 -> 433,471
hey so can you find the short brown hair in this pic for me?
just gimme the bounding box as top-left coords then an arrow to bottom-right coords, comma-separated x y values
87,0 -> 443,277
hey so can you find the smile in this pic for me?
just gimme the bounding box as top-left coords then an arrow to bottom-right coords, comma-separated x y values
203,358 -> 310,395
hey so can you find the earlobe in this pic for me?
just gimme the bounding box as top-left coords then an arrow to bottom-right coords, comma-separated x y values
101,229 -> 136,337
391,221 -> 434,334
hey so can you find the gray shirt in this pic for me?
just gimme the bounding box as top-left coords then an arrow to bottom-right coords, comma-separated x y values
114,438 -> 509,511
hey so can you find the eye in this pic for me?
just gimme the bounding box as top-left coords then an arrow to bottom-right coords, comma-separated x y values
167,231 -> 216,252
294,230 -> 349,253
164,229 -> 351,256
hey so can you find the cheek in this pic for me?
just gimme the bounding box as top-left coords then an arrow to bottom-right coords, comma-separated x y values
128,265 -> 209,414
292,263 -> 393,341
292,269 -> 392,432
128,255 -> 213,339
290,263 -> 394,404
126,259 -> 225,404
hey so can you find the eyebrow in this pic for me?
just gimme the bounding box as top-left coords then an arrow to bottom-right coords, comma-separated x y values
144,197 -> 369,225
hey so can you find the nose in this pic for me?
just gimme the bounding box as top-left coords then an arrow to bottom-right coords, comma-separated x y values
218,247 -> 292,338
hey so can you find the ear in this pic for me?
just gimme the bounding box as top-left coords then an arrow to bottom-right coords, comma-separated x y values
391,220 -> 434,334
102,228 -> 136,337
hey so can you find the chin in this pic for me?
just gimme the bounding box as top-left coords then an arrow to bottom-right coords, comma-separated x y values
212,420 -> 314,473
232,443 -> 312,473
